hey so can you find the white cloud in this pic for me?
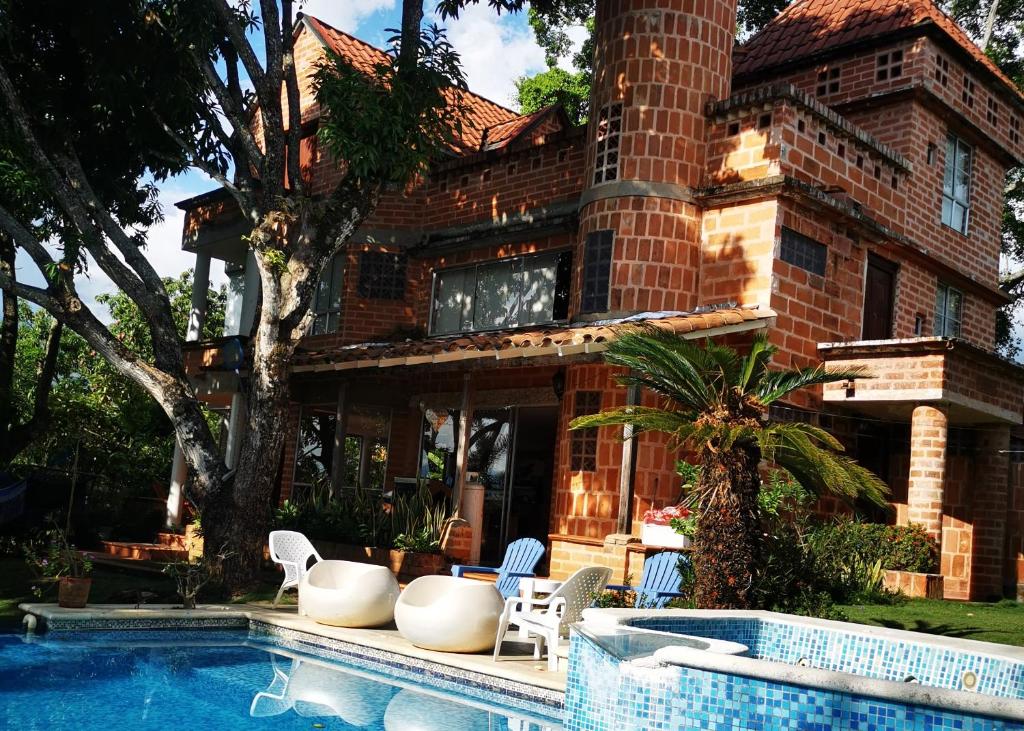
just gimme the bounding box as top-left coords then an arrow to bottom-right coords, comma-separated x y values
297,0 -> 396,33
555,23 -> 590,73
429,5 -> 547,109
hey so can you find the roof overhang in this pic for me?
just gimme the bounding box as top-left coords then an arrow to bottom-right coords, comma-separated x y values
292,307 -> 776,374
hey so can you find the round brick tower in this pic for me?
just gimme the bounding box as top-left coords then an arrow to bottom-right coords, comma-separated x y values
575,0 -> 739,317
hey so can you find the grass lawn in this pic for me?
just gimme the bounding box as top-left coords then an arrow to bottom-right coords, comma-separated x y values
839,598 -> 1024,647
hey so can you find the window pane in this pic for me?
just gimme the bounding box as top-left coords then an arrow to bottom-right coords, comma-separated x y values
945,287 -> 963,324
474,260 -> 519,330
581,230 -> 614,313
520,253 -> 559,326
943,137 -> 956,196
344,406 -> 390,491
420,408 -> 459,489
294,405 -> 336,493
432,268 -> 471,335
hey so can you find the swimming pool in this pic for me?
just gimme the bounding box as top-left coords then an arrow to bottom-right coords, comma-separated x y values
0,629 -> 563,730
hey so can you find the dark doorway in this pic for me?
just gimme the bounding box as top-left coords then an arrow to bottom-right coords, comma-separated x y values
476,406 -> 558,564
863,254 -> 898,340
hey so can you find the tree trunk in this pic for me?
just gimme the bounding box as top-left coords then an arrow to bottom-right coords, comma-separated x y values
201,317 -> 293,595
692,446 -> 762,609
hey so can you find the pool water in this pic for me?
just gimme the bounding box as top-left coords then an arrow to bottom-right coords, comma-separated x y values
0,631 -> 562,730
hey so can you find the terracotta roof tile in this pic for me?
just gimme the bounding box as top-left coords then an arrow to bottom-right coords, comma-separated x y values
304,15 -> 522,153
735,0 -> 1023,102
292,307 -> 775,372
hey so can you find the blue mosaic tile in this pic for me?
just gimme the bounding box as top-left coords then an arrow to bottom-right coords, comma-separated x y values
626,616 -> 1024,699
565,624 -> 1024,731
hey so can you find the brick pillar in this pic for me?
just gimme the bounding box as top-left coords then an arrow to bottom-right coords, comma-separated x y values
970,426 -> 1011,600
906,405 -> 948,540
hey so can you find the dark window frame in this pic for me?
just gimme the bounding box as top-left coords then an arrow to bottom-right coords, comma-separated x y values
780,227 -> 827,277
311,251 -> 345,335
941,134 -> 972,235
580,230 -> 614,314
934,282 -> 963,338
358,250 -> 407,300
428,249 -> 572,335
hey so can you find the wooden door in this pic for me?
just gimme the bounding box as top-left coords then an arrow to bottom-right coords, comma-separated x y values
863,254 -> 897,340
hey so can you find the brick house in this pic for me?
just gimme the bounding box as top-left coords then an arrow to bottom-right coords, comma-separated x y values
173,0 -> 1024,601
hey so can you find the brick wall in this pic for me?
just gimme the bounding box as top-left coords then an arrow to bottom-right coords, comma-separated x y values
575,196 -> 703,317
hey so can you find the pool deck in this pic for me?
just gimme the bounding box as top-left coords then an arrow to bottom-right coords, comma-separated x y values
17,602 -> 566,694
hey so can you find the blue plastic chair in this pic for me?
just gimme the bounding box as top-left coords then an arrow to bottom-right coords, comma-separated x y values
607,551 -> 688,609
451,537 -> 545,598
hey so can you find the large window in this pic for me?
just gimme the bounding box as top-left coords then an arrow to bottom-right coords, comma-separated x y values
342,406 -> 391,492
934,283 -> 963,338
430,250 -> 571,335
580,230 -> 614,314
311,252 -> 345,334
942,135 -> 972,235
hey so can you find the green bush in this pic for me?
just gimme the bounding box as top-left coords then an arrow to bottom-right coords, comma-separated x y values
808,519 -> 938,575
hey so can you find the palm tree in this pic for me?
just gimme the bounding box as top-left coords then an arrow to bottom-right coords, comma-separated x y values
570,329 -> 888,609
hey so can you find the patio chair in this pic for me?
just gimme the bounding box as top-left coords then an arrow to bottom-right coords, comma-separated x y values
268,530 -> 322,607
606,551 -> 688,609
493,565 -> 612,671
450,537 -> 545,598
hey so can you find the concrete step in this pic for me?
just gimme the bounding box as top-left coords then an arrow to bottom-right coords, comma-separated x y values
100,540 -> 188,563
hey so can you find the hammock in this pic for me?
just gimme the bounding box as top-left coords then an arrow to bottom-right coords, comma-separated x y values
0,479 -> 27,525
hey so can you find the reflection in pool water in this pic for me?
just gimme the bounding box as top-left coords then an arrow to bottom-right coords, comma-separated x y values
0,631 -> 561,731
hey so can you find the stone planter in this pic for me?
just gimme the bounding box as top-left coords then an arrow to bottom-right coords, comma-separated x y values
58,576 -> 92,608
184,523 -> 204,561
388,550 -> 445,581
884,570 -> 944,599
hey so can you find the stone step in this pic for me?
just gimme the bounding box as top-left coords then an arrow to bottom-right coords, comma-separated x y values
100,540 -> 188,563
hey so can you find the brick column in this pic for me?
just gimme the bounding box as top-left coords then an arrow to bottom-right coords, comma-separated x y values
906,405 -> 948,540
970,425 -> 1011,600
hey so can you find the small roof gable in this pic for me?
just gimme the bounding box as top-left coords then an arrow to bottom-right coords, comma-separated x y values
735,0 -> 1023,104
301,14 -> 522,153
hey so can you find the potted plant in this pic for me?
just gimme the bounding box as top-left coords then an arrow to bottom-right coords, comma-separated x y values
24,521 -> 94,608
387,485 -> 452,580
641,505 -> 693,548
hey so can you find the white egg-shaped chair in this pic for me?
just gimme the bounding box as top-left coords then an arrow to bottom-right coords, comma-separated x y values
394,575 -> 504,652
383,688 -> 492,731
298,559 -> 400,628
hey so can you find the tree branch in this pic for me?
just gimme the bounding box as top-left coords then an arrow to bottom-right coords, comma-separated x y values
280,0 -> 304,197
0,232 -> 18,437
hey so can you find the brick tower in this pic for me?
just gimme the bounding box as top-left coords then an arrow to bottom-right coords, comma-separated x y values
575,0 -> 739,317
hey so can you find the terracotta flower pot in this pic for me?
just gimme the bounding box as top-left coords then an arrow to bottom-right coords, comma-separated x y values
388,550 -> 445,580
58,576 -> 92,608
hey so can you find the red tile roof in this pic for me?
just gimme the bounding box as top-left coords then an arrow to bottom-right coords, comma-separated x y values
292,307 -> 775,372
303,15 -> 528,154
735,0 -> 1023,102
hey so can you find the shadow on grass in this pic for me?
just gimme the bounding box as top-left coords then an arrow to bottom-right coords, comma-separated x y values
867,618 -> 995,640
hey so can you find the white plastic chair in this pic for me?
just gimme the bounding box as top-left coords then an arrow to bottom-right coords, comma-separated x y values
268,530 -> 322,607
492,566 -> 612,671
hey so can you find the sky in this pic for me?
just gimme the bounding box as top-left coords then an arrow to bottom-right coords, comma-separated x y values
12,1 -> 586,322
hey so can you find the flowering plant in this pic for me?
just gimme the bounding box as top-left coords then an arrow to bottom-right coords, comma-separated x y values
23,520 -> 93,598
642,505 -> 690,526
